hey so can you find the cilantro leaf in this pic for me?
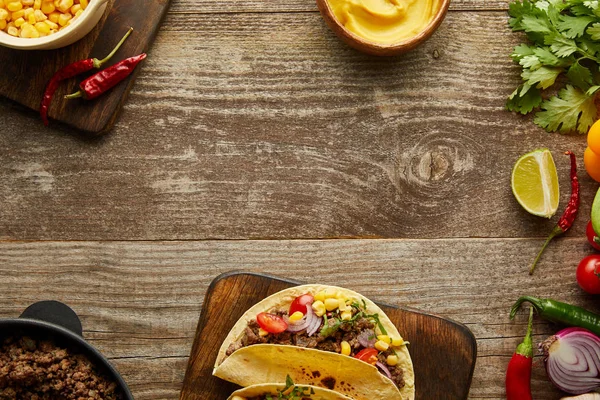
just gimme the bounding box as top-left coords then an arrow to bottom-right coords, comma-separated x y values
512,44 -> 536,62
566,61 -> 593,89
521,14 -> 554,34
558,14 -> 595,37
587,22 -> 600,40
507,85 -> 543,114
520,54 -> 543,68
546,33 -> 579,57
533,46 -> 572,66
534,85 -> 597,133
522,66 -> 563,88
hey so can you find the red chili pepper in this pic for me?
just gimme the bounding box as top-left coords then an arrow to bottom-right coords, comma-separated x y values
64,53 -> 146,101
506,307 -> 534,400
40,27 -> 133,126
529,151 -> 579,275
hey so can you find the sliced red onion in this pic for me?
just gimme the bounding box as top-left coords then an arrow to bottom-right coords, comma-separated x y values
307,313 -> 322,336
286,303 -> 315,333
541,327 -> 600,394
358,329 -> 376,348
376,361 -> 392,380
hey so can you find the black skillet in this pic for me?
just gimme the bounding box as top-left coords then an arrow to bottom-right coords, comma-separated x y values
0,300 -> 134,400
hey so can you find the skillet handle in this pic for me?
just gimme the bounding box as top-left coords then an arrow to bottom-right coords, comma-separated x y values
20,300 -> 83,337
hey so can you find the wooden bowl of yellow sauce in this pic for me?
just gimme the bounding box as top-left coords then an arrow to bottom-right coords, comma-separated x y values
317,0 -> 450,56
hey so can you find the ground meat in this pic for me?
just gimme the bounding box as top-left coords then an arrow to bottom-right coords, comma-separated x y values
0,336 -> 122,400
378,352 -> 406,389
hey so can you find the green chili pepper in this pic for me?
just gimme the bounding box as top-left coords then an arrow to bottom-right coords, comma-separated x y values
510,296 -> 600,336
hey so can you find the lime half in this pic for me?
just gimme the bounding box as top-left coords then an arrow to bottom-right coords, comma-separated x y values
511,149 -> 560,218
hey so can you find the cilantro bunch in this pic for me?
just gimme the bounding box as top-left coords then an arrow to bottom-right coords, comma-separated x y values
507,0 -> 600,133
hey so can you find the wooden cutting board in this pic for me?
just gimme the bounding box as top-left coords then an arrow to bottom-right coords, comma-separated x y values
0,0 -> 170,134
180,272 -> 477,400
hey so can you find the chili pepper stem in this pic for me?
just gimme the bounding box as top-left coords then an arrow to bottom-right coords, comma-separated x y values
93,27 -> 134,69
510,296 -> 543,319
516,307 -> 534,357
529,225 -> 563,275
64,91 -> 82,99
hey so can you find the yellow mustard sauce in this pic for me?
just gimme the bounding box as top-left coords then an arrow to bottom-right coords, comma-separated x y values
327,0 -> 441,45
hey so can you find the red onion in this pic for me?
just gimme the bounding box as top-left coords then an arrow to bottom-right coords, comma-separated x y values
306,312 -> 322,336
357,329 -> 376,348
286,303 -> 315,333
375,361 -> 393,379
541,327 -> 600,394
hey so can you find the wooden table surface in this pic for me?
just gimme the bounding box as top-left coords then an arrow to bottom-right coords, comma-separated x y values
0,0 -> 597,399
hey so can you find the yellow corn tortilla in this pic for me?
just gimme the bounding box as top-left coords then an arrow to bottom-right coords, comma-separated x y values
213,284 -> 415,400
228,382 -> 353,400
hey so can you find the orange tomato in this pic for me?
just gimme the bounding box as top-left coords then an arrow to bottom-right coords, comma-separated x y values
584,147 -> 600,182
588,120 -> 600,155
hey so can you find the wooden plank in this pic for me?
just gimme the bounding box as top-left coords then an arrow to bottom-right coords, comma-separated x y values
0,0 -> 171,133
0,238 -> 595,399
167,0 -> 509,13
0,11 -> 590,240
180,272 -> 476,400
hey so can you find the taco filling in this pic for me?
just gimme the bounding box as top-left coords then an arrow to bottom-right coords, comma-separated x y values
225,289 -> 408,389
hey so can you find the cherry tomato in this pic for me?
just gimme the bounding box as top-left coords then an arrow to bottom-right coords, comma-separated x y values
586,221 -> 600,251
289,293 -> 314,315
588,120 -> 600,155
256,312 -> 288,334
576,255 -> 600,294
354,348 -> 379,365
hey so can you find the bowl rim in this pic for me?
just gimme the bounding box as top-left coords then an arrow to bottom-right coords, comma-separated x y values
0,317 -> 134,400
317,0 -> 452,55
0,0 -> 108,49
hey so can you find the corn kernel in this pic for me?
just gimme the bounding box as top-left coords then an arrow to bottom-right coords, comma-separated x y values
391,337 -> 405,347
0,9 -> 9,20
20,22 -> 38,37
57,11 -> 69,26
258,328 -> 269,337
47,11 -> 58,22
312,300 -> 326,317
13,17 -> 24,27
289,311 -> 304,323
324,298 -> 339,312
33,9 -> 44,21
43,18 -> 56,29
21,0 -> 33,5
69,3 -> 78,13
375,340 -> 390,352
377,335 -> 392,344
338,298 -> 348,311
8,1 -> 23,12
324,288 -> 338,298
314,291 -> 326,303
72,8 -> 80,17
386,355 -> 399,366
0,20 -> 6,29
41,1 -> 54,13
34,20 -> 47,33
7,25 -> 18,35
27,13 -> 34,24
340,310 -> 352,321
33,0 -> 40,9
53,0 -> 59,7
78,0 -> 86,8
11,10 -> 24,19
23,7 -> 32,17
340,341 -> 351,356
0,0 -> 5,8
56,0 -> 71,12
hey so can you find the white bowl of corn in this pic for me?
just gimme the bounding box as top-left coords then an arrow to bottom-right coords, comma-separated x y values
0,0 -> 108,50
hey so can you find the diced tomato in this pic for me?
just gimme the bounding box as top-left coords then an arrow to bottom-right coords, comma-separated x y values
354,348 -> 379,365
289,293 -> 314,315
256,312 -> 288,334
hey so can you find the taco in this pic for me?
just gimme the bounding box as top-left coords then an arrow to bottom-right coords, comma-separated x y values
214,284 -> 415,400
227,377 -> 353,400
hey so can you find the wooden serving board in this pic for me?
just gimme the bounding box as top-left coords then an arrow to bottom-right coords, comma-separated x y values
180,272 -> 477,400
0,0 -> 170,134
